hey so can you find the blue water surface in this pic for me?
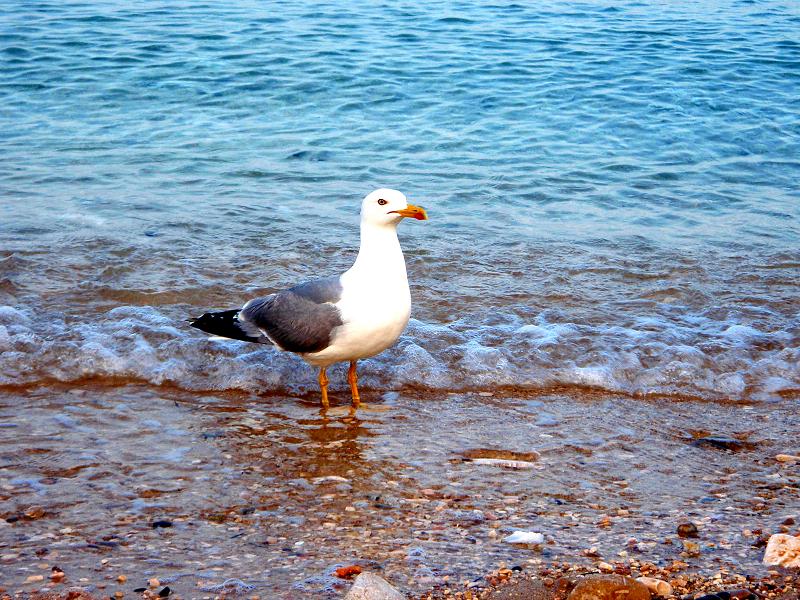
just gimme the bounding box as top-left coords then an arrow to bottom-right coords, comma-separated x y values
1,0 -> 799,399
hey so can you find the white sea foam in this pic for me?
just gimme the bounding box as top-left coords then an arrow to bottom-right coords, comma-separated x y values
0,304 -> 798,401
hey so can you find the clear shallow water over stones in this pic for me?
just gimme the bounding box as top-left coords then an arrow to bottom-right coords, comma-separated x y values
0,386 -> 798,596
1,0 -> 799,399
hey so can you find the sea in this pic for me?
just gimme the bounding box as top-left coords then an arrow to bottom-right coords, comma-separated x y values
0,1 -> 799,595
1,0 -> 799,400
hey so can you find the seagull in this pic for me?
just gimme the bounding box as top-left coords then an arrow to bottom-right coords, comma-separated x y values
189,188 -> 428,410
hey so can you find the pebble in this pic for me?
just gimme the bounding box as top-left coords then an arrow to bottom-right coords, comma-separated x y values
24,505 -> 46,520
692,436 -> 747,451
597,562 -> 614,573
343,572 -> 405,600
776,454 -> 800,462
503,531 -> 545,544
25,575 -> 45,583
151,520 -> 173,528
312,475 -> 349,484
677,522 -> 699,538
762,533 -> 800,568
335,565 -> 363,579
462,449 -> 540,463
636,577 -> 673,596
149,578 -> 160,588
683,540 -> 701,557
471,458 -> 538,469
566,575 -> 650,600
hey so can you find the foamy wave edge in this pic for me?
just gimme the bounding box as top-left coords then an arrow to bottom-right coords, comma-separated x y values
0,304 -> 798,401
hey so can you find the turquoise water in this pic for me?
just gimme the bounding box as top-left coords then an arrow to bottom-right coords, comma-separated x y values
1,0 -> 799,400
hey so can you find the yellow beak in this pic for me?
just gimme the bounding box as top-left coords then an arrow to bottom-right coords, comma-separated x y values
390,203 -> 428,220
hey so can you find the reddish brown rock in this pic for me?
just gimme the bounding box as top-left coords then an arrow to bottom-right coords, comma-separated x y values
566,575 -> 651,600
335,565 -> 363,579
23,505 -> 46,520
677,522 -> 699,538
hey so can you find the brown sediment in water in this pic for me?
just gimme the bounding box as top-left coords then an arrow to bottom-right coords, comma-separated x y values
0,384 -> 798,598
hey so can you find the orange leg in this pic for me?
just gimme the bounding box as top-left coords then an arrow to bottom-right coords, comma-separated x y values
318,367 -> 330,410
348,360 -> 361,409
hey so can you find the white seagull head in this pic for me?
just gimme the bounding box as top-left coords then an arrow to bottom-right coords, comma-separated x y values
360,188 -> 428,227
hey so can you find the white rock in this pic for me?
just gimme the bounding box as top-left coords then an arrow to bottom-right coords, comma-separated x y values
636,577 -> 673,596
471,458 -> 537,469
312,475 -> 349,484
503,530 -> 545,544
344,572 -> 406,600
763,534 -> 800,568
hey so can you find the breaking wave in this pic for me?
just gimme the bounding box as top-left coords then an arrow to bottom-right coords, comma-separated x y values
1,304 -> 798,401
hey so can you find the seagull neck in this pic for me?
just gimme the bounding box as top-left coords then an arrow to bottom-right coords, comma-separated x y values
349,221 -> 406,276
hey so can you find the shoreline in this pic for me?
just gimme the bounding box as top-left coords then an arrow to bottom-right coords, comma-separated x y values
415,555 -> 799,600
1,385 -> 798,597
3,555 -> 798,600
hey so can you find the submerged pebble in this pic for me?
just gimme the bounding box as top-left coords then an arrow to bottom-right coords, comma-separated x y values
471,458 -> 538,469
776,454 -> 800,463
503,531 -> 545,544
692,436 -> 750,452
151,520 -> 173,528
23,505 -> 45,520
677,522 -> 699,538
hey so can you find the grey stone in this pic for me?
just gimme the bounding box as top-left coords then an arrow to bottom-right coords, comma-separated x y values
344,572 -> 406,600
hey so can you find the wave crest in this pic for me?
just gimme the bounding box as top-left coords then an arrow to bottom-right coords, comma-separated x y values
1,304 -> 798,401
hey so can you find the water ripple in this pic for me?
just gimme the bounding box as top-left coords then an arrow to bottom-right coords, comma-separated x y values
1,0 -> 799,399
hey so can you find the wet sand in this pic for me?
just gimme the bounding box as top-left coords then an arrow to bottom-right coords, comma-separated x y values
0,385 -> 798,598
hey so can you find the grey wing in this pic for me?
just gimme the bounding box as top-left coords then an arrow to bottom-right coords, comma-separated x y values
288,275 -> 343,304
239,277 -> 344,353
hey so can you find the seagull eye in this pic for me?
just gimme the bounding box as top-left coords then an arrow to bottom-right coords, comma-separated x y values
377,199 -> 387,206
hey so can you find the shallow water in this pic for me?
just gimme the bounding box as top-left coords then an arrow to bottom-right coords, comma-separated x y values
1,387 -> 798,596
1,0 -> 799,399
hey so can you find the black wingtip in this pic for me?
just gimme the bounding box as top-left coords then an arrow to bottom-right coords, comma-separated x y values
187,309 -> 264,344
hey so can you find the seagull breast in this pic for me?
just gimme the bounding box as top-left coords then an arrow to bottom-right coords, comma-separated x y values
302,223 -> 412,366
